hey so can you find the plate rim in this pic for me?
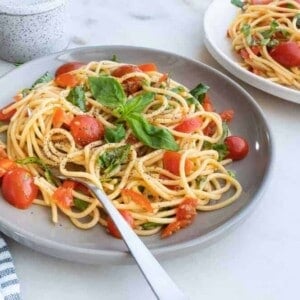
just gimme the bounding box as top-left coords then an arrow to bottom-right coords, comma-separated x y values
203,0 -> 300,104
0,45 -> 274,263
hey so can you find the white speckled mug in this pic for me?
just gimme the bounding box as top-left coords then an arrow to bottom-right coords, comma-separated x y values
0,0 -> 69,63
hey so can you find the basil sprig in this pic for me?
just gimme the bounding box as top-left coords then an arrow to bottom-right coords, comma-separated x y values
88,76 -> 179,151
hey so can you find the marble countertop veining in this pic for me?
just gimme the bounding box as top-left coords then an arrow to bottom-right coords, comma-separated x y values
1,0 -> 300,299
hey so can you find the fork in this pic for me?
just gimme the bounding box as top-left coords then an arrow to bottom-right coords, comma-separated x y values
54,172 -> 188,300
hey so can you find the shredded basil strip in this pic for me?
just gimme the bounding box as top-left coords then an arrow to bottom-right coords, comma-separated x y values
189,83 -> 209,104
66,86 -> 87,111
32,72 -> 53,88
99,145 -> 130,175
73,198 -> 89,211
104,124 -> 126,143
203,142 -> 228,161
295,14 -> 300,28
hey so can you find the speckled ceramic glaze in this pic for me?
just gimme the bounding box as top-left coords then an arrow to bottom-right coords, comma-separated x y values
0,0 -> 69,63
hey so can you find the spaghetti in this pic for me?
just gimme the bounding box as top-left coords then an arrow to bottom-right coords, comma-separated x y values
228,0 -> 300,89
0,60 -> 248,238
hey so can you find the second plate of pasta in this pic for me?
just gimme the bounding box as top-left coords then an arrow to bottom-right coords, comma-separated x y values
204,0 -> 300,103
0,45 -> 272,264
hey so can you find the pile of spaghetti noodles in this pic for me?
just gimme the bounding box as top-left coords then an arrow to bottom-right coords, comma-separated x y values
0,60 -> 243,238
228,0 -> 300,89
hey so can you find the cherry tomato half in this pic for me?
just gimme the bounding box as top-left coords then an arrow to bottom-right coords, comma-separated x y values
2,167 -> 38,209
107,210 -> 134,239
269,42 -> 300,68
70,115 -> 104,147
55,62 -> 84,77
163,151 -> 194,176
224,136 -> 249,161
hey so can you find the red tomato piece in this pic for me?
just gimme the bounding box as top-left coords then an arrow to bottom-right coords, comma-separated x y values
107,210 -> 134,239
2,167 -> 38,209
202,95 -> 214,112
0,158 -> 17,177
163,151 -> 194,176
138,63 -> 157,72
224,136 -> 249,161
220,109 -> 234,123
53,186 -> 73,209
161,219 -> 191,238
0,103 -> 16,122
55,62 -> 84,77
121,189 -> 153,212
55,73 -> 79,88
269,42 -> 300,68
62,180 -> 76,189
111,65 -> 142,95
176,198 -> 198,221
158,73 -> 169,83
239,46 -> 261,59
52,108 -> 73,128
203,121 -> 216,136
70,115 -> 104,147
250,0 -> 273,4
174,116 -> 203,133
111,65 -> 141,77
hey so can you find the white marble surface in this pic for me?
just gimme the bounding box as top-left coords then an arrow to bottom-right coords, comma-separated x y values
1,0 -> 300,299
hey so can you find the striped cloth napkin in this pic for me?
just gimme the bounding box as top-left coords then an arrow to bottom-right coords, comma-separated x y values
0,236 -> 20,300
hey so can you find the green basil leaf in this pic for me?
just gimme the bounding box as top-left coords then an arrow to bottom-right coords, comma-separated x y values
126,113 -> 179,151
123,92 -> 155,115
111,54 -> 118,62
212,143 -> 228,161
190,83 -> 209,104
295,14 -> 300,28
88,76 -> 126,108
241,24 -> 254,45
219,122 -> 229,143
66,86 -> 86,111
104,124 -> 126,143
231,0 -> 245,9
227,170 -> 236,178
32,72 -> 53,88
99,144 -> 130,175
21,88 -> 31,97
203,142 -> 228,161
73,198 -> 89,211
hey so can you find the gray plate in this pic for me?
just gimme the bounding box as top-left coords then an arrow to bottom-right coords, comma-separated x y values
0,46 -> 273,264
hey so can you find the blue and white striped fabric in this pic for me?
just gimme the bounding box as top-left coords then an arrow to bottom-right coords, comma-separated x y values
0,236 -> 20,300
